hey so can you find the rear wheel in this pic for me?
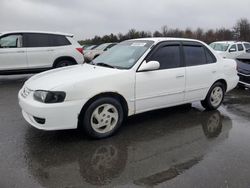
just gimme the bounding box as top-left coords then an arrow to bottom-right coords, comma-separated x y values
55,60 -> 75,68
201,82 -> 225,110
81,97 -> 124,139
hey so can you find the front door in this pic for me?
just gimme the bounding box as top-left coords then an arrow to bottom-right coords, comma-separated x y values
135,42 -> 185,113
0,34 -> 27,71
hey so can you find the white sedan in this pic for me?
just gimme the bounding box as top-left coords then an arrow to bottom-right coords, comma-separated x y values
18,38 -> 239,139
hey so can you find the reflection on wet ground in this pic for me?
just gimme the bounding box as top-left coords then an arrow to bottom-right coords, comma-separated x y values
0,75 -> 250,188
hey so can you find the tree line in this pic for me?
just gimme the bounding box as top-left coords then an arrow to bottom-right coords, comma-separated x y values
79,18 -> 250,45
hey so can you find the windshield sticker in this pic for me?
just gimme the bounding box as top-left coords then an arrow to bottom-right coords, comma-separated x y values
131,43 -> 147,47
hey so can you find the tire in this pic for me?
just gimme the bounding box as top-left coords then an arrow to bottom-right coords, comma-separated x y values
55,60 -> 75,68
201,82 -> 225,111
81,97 -> 124,139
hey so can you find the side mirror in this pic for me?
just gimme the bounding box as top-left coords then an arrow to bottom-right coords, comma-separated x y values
229,48 -> 236,53
246,48 -> 250,53
138,61 -> 160,72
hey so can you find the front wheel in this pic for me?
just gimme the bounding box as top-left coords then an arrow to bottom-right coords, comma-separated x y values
81,97 -> 124,139
201,82 -> 225,111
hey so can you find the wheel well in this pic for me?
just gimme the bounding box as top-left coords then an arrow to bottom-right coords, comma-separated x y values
78,92 -> 129,127
53,56 -> 77,67
213,79 -> 227,91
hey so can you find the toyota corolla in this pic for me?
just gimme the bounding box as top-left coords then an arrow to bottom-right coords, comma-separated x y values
18,38 -> 239,139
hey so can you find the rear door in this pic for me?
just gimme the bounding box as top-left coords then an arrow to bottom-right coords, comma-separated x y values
136,41 -> 185,113
183,42 -> 218,101
0,34 -> 27,71
23,33 -> 56,69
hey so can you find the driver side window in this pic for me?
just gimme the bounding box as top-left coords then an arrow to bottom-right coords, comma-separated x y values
0,34 -> 22,48
229,44 -> 237,52
147,44 -> 181,70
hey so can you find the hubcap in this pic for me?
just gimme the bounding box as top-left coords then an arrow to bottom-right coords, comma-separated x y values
210,86 -> 223,107
91,104 -> 119,134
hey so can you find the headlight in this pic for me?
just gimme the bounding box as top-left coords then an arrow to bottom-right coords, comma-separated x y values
34,90 -> 66,103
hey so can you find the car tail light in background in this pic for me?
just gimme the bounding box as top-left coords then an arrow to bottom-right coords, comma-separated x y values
76,48 -> 83,55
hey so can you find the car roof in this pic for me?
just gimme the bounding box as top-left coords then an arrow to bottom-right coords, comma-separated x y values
0,31 -> 74,37
129,37 -> 206,44
211,41 -> 249,45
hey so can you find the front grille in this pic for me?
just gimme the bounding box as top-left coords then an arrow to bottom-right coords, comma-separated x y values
21,87 -> 32,98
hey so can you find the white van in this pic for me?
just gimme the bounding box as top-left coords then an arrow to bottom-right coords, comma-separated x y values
0,31 -> 84,74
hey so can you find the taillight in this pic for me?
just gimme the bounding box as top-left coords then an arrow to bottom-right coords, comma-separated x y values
76,48 -> 83,55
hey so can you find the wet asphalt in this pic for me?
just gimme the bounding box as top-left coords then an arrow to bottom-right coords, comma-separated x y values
0,75 -> 250,188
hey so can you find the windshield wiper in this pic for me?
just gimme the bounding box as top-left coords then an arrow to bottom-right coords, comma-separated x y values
95,62 -> 116,69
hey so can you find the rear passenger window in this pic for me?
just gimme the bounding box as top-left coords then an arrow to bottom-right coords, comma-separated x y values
24,34 -> 50,47
48,35 -> 71,46
205,48 -> 216,63
237,44 -> 244,51
148,45 -> 181,70
24,33 -> 70,47
183,45 -> 206,66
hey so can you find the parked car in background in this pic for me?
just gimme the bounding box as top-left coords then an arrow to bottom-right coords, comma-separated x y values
84,43 -> 116,62
236,52 -> 250,88
82,44 -> 98,55
0,31 -> 84,75
210,41 -> 250,59
19,38 -> 238,139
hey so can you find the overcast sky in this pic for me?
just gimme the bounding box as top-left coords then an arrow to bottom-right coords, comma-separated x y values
0,0 -> 249,40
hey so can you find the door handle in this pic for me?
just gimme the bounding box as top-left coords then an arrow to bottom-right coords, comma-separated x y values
47,49 -> 54,52
17,50 -> 25,53
176,75 -> 184,78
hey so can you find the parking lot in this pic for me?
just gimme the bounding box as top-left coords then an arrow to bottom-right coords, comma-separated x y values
0,75 -> 250,188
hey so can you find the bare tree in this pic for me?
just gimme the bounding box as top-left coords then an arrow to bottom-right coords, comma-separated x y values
233,18 -> 250,41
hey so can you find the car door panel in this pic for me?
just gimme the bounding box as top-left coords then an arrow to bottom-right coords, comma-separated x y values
185,64 -> 216,101
136,68 -> 185,113
23,33 -> 55,69
135,42 -> 185,113
26,47 -> 55,68
0,34 -> 27,70
183,43 -> 218,101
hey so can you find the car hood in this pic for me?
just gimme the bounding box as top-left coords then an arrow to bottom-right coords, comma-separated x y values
25,64 -> 121,91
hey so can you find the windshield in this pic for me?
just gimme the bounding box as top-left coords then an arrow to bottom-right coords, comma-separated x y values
210,43 -> 230,52
92,40 -> 154,69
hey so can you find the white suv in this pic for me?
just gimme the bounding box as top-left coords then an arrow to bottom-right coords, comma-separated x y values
210,41 -> 250,59
19,38 -> 239,139
0,31 -> 84,74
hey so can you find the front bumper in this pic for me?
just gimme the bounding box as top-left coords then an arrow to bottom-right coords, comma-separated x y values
18,89 -> 88,130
